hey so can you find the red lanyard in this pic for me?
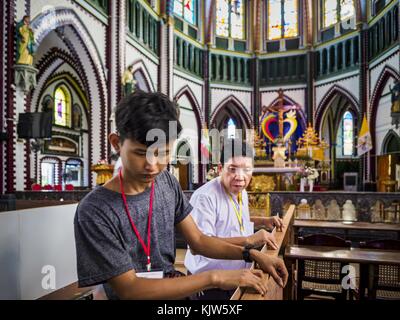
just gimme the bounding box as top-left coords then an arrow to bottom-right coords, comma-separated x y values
119,168 -> 154,272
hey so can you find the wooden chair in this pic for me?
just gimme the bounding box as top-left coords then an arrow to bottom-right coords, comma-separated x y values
359,239 -> 400,300
296,234 -> 352,300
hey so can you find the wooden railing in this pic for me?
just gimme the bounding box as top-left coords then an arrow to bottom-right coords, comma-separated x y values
230,205 -> 295,300
269,191 -> 400,223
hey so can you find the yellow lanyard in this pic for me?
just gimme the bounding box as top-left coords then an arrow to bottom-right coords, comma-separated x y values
228,193 -> 244,233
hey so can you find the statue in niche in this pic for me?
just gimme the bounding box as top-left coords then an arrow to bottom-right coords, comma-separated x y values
41,95 -> 54,113
272,137 -> 287,168
342,200 -> 356,222
16,15 -> 35,65
73,104 -> 82,129
297,199 -> 311,220
327,200 -> 341,221
390,80 -> 400,113
121,65 -> 137,97
313,199 -> 326,220
390,80 -> 400,128
371,201 -> 383,223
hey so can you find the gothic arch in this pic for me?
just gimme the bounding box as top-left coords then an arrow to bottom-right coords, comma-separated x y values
130,60 -> 156,92
174,85 -> 204,125
382,130 -> 400,154
210,95 -> 253,130
369,65 -> 400,179
315,84 -> 360,133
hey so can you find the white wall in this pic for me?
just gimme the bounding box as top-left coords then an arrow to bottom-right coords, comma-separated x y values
0,204 -> 78,300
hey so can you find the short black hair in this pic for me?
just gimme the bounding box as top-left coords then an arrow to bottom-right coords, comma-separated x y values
220,138 -> 254,165
115,90 -> 182,146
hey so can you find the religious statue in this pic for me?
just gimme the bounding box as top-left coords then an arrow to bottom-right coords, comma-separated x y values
73,104 -> 82,129
390,80 -> 400,113
313,200 -> 326,220
16,16 -> 35,65
272,137 -> 287,168
390,80 -> 400,128
342,200 -> 356,222
297,199 -> 311,220
121,65 -> 137,97
41,95 -> 54,113
327,200 -> 341,220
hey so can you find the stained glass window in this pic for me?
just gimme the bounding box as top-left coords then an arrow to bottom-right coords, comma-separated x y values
323,0 -> 355,28
268,0 -> 298,40
283,0 -> 298,38
174,0 -> 183,17
216,0 -> 230,37
54,87 -> 70,127
343,111 -> 354,156
268,0 -> 282,40
216,0 -> 245,40
324,0 -> 338,27
227,118 -> 236,138
174,0 -> 196,25
340,0 -> 355,21
230,0 -> 245,39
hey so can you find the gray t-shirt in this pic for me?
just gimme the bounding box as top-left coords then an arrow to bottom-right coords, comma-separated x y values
74,170 -> 192,299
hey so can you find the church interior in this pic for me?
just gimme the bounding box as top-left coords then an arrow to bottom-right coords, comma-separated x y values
0,0 -> 399,301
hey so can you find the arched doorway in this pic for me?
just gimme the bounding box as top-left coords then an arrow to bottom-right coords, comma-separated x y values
318,87 -> 360,188
173,140 -> 193,191
173,86 -> 203,186
370,66 -> 400,189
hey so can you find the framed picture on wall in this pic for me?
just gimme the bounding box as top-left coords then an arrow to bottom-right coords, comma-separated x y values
396,164 -> 400,191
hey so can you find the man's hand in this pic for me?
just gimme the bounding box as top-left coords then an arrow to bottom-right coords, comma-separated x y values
250,251 -> 288,288
210,269 -> 268,296
246,229 -> 278,250
265,216 -> 284,231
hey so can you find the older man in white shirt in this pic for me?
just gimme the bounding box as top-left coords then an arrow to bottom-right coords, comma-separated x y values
185,139 -> 283,300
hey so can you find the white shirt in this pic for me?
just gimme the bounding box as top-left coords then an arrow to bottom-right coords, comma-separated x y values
184,177 -> 254,274
113,157 -> 122,177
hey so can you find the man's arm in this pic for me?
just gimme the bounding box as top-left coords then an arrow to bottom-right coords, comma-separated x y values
177,215 -> 288,287
209,229 -> 278,250
108,269 -> 213,300
108,268 -> 268,300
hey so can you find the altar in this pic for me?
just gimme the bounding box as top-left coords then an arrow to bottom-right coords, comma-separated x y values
248,89 -> 329,193
249,165 -> 301,192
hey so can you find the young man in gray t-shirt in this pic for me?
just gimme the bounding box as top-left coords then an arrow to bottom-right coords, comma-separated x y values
74,91 -> 288,300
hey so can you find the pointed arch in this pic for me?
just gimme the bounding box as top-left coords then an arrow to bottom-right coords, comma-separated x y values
130,60 -> 156,92
369,66 -> 400,179
173,85 -> 204,184
382,130 -> 400,154
174,85 -> 204,124
30,8 -> 109,182
370,65 -> 400,117
315,84 -> 360,133
210,95 -> 253,130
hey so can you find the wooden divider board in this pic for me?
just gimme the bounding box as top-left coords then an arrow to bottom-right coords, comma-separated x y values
230,205 -> 295,300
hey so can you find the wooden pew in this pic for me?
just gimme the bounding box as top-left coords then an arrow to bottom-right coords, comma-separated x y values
292,220 -> 400,243
284,245 -> 400,300
230,205 -> 295,300
38,282 -> 107,300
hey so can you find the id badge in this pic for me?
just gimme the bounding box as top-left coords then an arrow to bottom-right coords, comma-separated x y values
135,270 -> 164,279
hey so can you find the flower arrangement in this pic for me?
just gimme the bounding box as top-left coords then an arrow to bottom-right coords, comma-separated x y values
298,166 -> 319,180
